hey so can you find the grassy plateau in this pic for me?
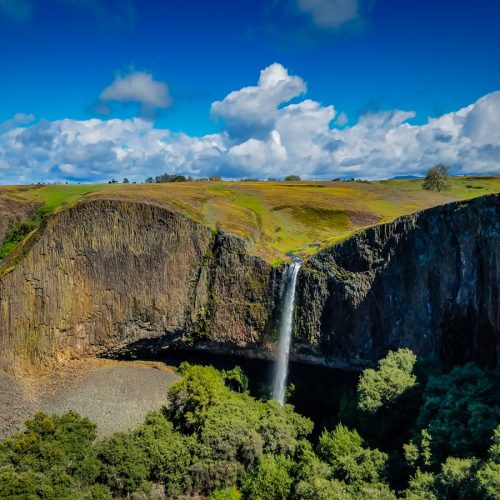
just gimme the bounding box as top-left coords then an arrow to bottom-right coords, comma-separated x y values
0,176 -> 499,263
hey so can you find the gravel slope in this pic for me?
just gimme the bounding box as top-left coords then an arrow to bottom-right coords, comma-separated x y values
0,359 -> 179,438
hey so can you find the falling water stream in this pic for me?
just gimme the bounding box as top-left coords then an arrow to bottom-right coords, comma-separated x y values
273,259 -> 301,405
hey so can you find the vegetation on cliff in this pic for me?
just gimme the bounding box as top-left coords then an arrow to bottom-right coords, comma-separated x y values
1,351 -> 499,499
0,207 -> 48,263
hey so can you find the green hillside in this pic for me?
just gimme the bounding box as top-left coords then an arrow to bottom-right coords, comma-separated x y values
0,176 -> 499,263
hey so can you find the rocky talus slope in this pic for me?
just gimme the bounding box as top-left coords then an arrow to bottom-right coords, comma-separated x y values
0,194 -> 498,370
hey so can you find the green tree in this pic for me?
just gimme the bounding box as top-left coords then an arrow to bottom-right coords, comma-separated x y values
284,175 -> 301,181
317,424 -> 388,485
404,428 -> 434,474
358,349 -> 417,413
317,424 -> 363,462
293,441 -> 351,500
133,411 -> 191,496
198,395 -> 264,468
416,363 -> 500,461
222,365 -> 249,393
167,363 -> 228,431
475,425 -> 500,499
0,411 -> 100,498
423,164 -> 450,191
436,457 -> 479,499
96,431 -> 150,496
476,462 -> 500,499
404,470 -> 438,500
242,455 -> 292,500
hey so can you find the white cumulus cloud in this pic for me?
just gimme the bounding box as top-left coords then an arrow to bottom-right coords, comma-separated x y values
211,63 -> 306,142
99,71 -> 172,120
0,63 -> 499,184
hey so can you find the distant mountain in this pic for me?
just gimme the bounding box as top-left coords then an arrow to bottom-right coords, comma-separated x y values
389,175 -> 421,180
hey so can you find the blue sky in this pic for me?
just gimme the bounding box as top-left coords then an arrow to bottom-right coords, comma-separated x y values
0,0 -> 499,182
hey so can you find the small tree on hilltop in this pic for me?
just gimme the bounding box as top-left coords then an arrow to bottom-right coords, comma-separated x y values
284,175 -> 301,181
423,164 -> 450,191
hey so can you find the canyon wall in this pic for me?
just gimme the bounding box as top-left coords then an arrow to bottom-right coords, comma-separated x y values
0,200 -> 280,368
296,194 -> 500,368
0,194 -> 498,370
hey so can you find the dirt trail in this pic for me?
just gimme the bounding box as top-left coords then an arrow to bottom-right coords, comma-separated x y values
0,358 -> 179,438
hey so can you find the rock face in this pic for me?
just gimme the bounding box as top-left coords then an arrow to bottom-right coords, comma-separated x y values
296,194 -> 500,369
0,194 -> 498,370
0,200 -> 280,368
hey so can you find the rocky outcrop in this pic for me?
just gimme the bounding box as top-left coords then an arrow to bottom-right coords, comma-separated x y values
295,194 -> 500,368
0,200 -> 281,368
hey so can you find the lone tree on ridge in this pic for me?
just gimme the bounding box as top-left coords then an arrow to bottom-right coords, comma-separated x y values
423,164 -> 450,191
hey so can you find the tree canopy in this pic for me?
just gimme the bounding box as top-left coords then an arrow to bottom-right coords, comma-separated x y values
423,164 -> 450,191
357,348 -> 417,413
1,358 -> 499,498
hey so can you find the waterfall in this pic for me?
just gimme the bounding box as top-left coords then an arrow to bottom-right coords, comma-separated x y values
272,259 -> 301,405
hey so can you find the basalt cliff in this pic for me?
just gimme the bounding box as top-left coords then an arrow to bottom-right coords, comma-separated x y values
0,194 -> 498,370
295,194 -> 499,369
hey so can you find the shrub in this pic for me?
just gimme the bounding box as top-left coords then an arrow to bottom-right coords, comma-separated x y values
0,209 -> 44,261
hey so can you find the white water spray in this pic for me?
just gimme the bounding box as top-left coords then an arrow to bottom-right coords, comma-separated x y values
273,260 -> 301,405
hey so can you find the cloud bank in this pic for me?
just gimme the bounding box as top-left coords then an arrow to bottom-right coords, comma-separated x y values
0,63 -> 499,184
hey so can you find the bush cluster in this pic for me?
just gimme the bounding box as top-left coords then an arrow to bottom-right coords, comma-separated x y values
0,352 -> 499,499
